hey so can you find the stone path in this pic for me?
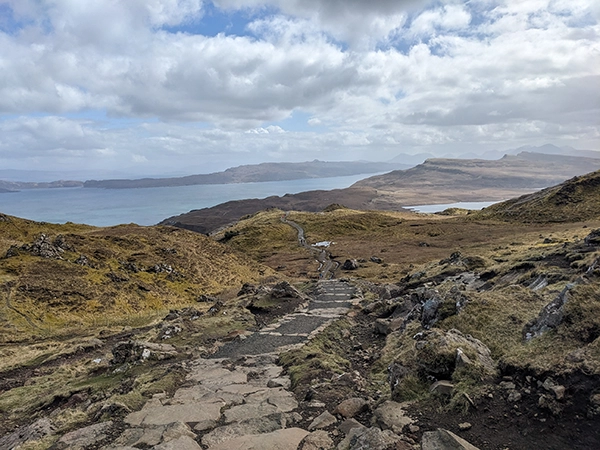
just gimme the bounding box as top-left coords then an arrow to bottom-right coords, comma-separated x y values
84,280 -> 361,450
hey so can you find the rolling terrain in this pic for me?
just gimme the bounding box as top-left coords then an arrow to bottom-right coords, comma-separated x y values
83,160 -> 410,189
0,166 -> 600,449
162,151 -> 600,234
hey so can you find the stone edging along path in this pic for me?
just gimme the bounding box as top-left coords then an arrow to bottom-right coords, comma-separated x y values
66,280 -> 360,450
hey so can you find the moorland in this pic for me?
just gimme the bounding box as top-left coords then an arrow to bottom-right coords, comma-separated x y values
0,155 -> 599,449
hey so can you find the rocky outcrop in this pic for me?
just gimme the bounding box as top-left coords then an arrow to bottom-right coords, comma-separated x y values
5,233 -> 72,259
342,259 -> 359,270
0,418 -> 54,450
111,341 -> 177,365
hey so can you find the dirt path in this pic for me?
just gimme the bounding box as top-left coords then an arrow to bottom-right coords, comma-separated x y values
281,213 -> 339,279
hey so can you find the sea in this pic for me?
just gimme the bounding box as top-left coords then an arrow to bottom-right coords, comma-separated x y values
0,174 -> 379,227
405,201 -> 499,213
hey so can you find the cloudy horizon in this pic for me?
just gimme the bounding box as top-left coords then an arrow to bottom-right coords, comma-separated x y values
0,0 -> 598,178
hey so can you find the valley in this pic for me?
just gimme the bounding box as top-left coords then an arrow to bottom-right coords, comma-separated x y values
0,166 -> 599,449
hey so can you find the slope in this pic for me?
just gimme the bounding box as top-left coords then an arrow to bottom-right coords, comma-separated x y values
475,169 -> 600,223
0,213 -> 274,343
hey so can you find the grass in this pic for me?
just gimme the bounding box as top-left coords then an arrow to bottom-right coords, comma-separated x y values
0,215 -> 277,342
279,319 -> 353,389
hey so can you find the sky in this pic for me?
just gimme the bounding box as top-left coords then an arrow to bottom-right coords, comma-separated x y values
0,0 -> 599,178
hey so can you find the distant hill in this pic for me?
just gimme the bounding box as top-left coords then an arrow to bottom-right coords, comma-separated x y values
163,152 -> 600,234
83,160 -> 411,189
474,169 -> 600,223
354,152 -> 600,193
0,180 -> 83,192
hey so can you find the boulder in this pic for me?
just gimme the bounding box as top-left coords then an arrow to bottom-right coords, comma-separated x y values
372,400 -> 414,433
374,318 -> 404,335
413,329 -> 496,379
299,430 -> 334,450
523,284 -> 572,340
55,421 -> 113,450
334,398 -> 369,418
309,411 -> 337,430
338,418 -> 365,436
271,281 -> 304,298
337,426 -> 403,450
342,259 -> 359,271
421,428 -> 480,450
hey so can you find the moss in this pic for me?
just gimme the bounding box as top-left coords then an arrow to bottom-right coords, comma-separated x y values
279,319 -> 352,389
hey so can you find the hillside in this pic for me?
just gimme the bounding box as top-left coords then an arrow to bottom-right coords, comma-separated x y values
162,152 -> 600,234
475,169 -> 600,223
354,152 -> 600,192
2,170 -> 600,450
83,160 -> 410,189
0,213 -> 274,343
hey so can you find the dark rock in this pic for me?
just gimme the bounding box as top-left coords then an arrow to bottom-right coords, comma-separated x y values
148,263 -> 174,274
238,283 -> 259,296
53,234 -> 74,252
440,252 -> 462,265
107,272 -> 128,283
523,284 -> 572,340
8,234 -> 66,259
197,294 -> 218,303
159,324 -> 182,340
111,341 -> 176,365
208,301 -> 224,316
271,281 -> 304,299
584,229 -> 600,246
374,318 -> 404,335
342,259 -> 359,271
120,261 -> 140,273
370,256 -> 383,264
338,426 -> 402,450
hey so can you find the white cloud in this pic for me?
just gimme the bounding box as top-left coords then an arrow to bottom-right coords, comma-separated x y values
0,0 -> 598,177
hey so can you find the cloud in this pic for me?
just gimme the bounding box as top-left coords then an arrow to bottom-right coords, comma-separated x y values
0,0 -> 598,177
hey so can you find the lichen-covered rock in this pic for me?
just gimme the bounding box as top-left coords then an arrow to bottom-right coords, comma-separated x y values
412,329 -> 496,379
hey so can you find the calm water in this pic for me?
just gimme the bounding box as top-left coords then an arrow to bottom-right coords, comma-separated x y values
405,201 -> 500,213
0,174 -> 378,227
